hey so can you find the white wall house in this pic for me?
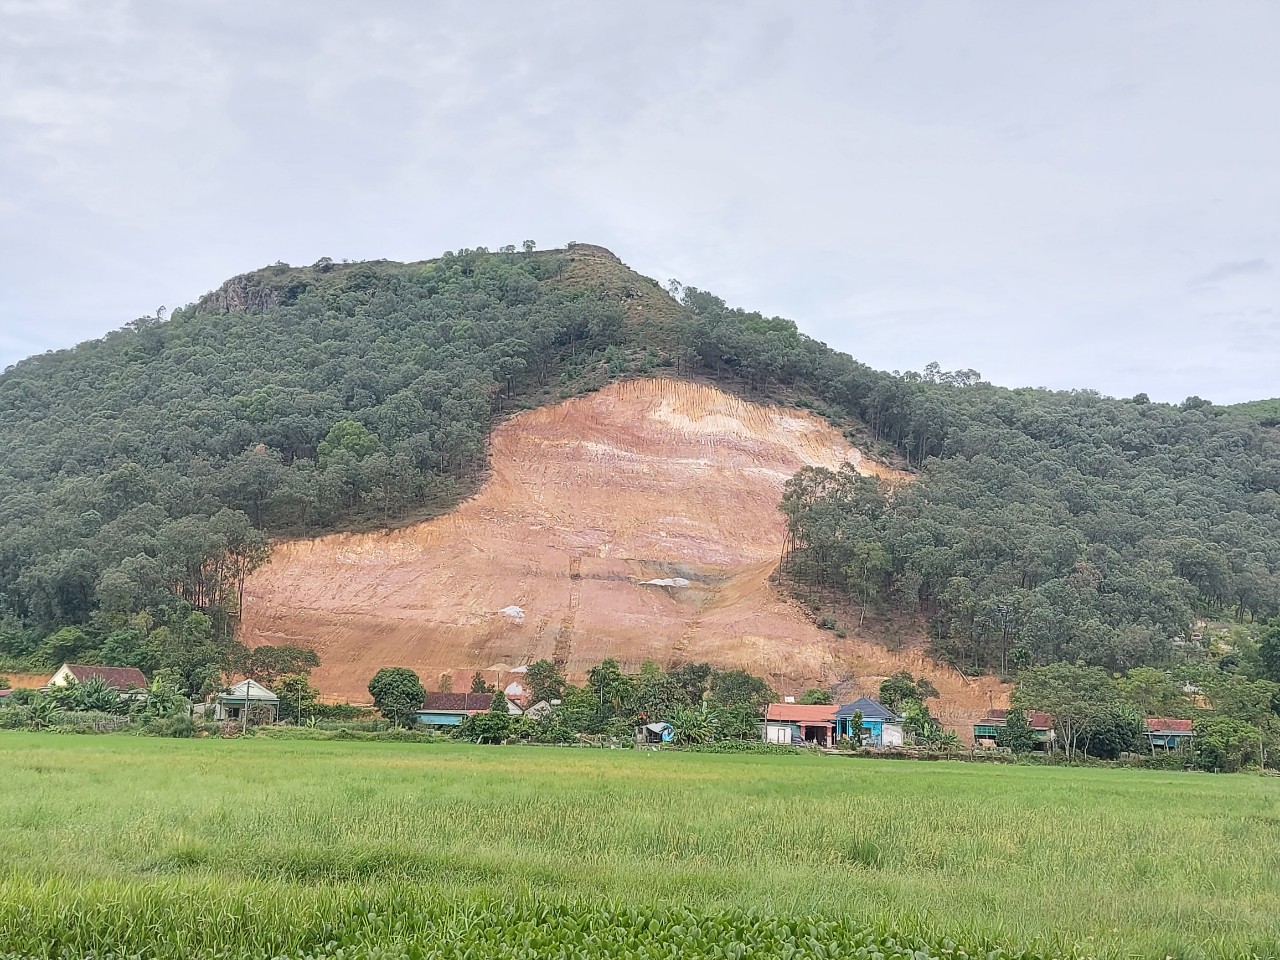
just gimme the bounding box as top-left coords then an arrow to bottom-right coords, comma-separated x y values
213,679 -> 280,723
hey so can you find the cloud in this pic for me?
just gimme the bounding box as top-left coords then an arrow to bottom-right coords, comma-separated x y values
1189,259 -> 1272,288
1,1 -> 1279,404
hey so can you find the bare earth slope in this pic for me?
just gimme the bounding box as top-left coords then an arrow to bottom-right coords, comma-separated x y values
241,379 -> 1005,729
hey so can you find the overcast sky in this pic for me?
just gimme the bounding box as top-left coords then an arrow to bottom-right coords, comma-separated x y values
2,2 -> 1278,403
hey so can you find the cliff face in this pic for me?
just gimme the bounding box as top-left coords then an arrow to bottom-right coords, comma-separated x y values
240,378 -> 1004,729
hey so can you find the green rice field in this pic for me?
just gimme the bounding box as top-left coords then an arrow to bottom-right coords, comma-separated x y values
1,733 -> 1278,960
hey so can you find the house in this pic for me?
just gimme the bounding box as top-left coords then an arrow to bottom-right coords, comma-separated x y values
44,663 -> 148,696
213,679 -> 280,723
1144,717 -> 1195,750
763,703 -> 837,746
835,697 -> 905,747
973,709 -> 1056,749
414,691 -> 495,726
521,699 -> 555,720
636,721 -> 674,746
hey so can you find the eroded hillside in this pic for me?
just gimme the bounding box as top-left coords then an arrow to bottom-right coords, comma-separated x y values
241,379 -> 1005,729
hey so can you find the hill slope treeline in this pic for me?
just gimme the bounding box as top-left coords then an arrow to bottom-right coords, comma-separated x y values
2,244 -> 1279,683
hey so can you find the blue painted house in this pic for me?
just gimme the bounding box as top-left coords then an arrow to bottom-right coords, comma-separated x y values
834,697 -> 905,747
414,691 -> 494,726
1144,717 -> 1194,750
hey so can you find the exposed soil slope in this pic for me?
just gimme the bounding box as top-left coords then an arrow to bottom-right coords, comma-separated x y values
241,379 -> 1004,730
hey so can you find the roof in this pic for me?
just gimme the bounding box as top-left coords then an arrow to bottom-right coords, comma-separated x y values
1146,717 -> 1194,734
765,703 -> 837,724
60,664 -> 148,690
420,692 -> 494,713
222,679 -> 279,701
978,709 -> 1054,730
836,697 -> 900,722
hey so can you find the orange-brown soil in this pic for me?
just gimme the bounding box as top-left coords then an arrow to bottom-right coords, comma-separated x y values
241,379 -> 1006,734
2,673 -> 52,690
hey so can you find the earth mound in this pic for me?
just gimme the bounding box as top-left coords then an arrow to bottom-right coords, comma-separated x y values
240,379 -> 1004,730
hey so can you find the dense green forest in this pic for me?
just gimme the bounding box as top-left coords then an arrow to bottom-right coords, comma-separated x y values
684,290 -> 1280,678
3,243 -> 1280,691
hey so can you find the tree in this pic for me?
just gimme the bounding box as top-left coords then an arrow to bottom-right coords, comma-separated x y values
1192,715 -> 1259,772
1116,667 -> 1187,718
1259,621 -> 1280,683
1080,704 -> 1143,760
241,645 -> 320,686
456,694 -> 512,743
526,659 -> 565,704
273,673 -> 319,724
74,675 -> 128,714
901,699 -> 940,743
470,671 -> 495,694
844,709 -> 864,747
708,669 -> 773,713
439,673 -> 453,694
878,672 -> 939,713
317,420 -> 379,464
1012,663 -> 1117,760
133,675 -> 187,720
797,688 -> 833,705
995,708 -> 1040,754
522,240 -> 536,253
367,667 -> 425,727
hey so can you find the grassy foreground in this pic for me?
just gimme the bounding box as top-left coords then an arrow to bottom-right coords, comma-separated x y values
0,734 -> 1277,959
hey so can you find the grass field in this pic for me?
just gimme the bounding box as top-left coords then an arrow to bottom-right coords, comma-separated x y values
1,734 -> 1278,960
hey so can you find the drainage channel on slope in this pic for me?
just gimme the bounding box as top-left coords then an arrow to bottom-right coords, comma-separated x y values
551,556 -> 583,668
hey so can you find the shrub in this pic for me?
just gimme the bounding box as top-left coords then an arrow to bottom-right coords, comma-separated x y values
136,714 -> 198,738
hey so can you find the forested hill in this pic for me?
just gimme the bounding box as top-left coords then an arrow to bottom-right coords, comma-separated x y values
2,241 -> 1280,686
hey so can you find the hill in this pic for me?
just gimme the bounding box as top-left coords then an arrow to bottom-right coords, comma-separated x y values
2,242 -> 1280,699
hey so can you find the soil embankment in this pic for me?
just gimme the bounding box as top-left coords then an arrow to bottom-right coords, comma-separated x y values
240,379 -> 1005,732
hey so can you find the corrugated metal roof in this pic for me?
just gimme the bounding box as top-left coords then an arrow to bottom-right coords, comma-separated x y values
765,703 -> 836,723
224,679 -> 279,701
979,708 -> 1054,730
836,697 -> 899,722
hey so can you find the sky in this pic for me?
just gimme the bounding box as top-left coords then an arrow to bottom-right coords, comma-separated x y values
1,1 -> 1278,403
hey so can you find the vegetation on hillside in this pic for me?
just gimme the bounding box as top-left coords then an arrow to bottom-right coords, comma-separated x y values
5,245 -> 1280,690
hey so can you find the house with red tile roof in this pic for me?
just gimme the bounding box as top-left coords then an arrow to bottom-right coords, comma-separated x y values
973,708 -> 1056,750
43,663 -> 148,694
415,691 -> 496,727
763,703 -> 837,746
1144,717 -> 1195,750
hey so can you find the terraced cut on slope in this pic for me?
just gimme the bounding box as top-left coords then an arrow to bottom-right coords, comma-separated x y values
242,379 -> 1004,725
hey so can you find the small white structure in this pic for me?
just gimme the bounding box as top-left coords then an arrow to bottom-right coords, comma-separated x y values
214,679 -> 280,723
